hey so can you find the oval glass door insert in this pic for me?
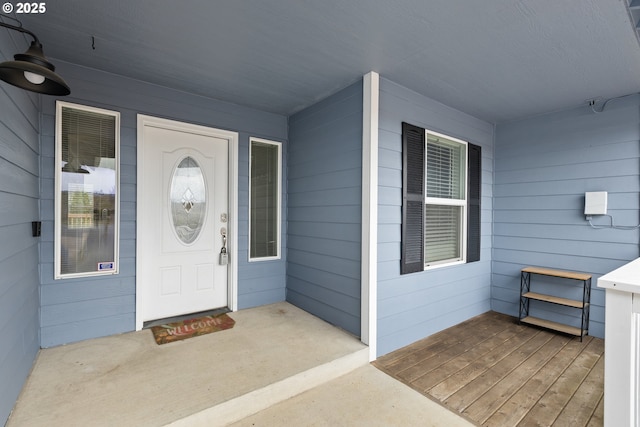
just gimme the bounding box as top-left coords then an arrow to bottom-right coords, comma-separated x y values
170,156 -> 206,244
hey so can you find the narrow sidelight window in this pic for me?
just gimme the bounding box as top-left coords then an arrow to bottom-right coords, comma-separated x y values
55,101 -> 120,278
249,138 -> 281,261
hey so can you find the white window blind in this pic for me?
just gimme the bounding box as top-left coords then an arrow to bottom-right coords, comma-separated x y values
424,132 -> 466,266
426,134 -> 464,200
425,205 -> 462,264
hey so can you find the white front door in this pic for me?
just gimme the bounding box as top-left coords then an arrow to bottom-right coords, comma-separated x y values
137,116 -> 237,324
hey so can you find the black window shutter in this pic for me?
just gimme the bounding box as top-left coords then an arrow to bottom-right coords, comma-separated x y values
467,143 -> 481,263
401,122 -> 425,274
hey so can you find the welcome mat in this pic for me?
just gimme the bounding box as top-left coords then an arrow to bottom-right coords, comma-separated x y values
150,313 -> 235,345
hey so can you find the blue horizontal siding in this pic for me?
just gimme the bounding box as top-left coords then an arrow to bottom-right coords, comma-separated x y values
287,276 -> 361,331
40,313 -> 135,348
376,78 -> 494,357
39,61 -> 288,347
286,80 -> 363,336
0,29 -> 41,426
492,94 -> 640,337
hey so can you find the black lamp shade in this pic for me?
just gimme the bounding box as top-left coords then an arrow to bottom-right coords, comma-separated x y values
0,41 -> 70,95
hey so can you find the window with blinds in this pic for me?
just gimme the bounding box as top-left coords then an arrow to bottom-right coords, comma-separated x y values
249,138 -> 281,261
401,122 -> 480,274
55,101 -> 120,279
424,132 -> 467,266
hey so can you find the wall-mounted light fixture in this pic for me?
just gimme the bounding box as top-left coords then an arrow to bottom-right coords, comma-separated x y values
0,15 -> 70,95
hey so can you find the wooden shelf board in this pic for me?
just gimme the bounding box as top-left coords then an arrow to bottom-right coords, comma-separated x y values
520,316 -> 584,337
522,292 -> 584,308
522,266 -> 591,281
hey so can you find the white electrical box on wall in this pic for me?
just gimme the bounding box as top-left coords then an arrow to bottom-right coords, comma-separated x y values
584,191 -> 608,215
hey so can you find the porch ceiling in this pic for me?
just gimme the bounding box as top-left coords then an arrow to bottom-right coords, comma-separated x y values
16,0 -> 640,123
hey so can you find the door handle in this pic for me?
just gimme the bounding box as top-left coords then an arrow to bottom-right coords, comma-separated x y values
219,227 -> 228,265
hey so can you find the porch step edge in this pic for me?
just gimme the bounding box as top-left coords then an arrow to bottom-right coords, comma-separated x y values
165,347 -> 370,427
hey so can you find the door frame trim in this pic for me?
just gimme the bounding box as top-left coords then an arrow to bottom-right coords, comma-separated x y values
135,114 -> 239,330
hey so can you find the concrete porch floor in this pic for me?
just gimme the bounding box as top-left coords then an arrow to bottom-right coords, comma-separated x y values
7,302 -> 473,426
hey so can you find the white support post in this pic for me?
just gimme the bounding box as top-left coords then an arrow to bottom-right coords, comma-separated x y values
361,71 -> 379,361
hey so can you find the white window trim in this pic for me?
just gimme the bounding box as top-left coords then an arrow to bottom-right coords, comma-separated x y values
361,71 -> 379,360
248,137 -> 282,262
424,129 -> 468,270
54,101 -> 121,279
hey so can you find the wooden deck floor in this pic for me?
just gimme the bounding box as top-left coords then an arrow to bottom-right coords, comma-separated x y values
374,311 -> 604,427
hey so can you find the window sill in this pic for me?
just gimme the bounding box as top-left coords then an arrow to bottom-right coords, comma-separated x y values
424,259 -> 465,271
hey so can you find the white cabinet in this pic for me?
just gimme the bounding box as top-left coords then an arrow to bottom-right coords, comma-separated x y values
598,258 -> 640,427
